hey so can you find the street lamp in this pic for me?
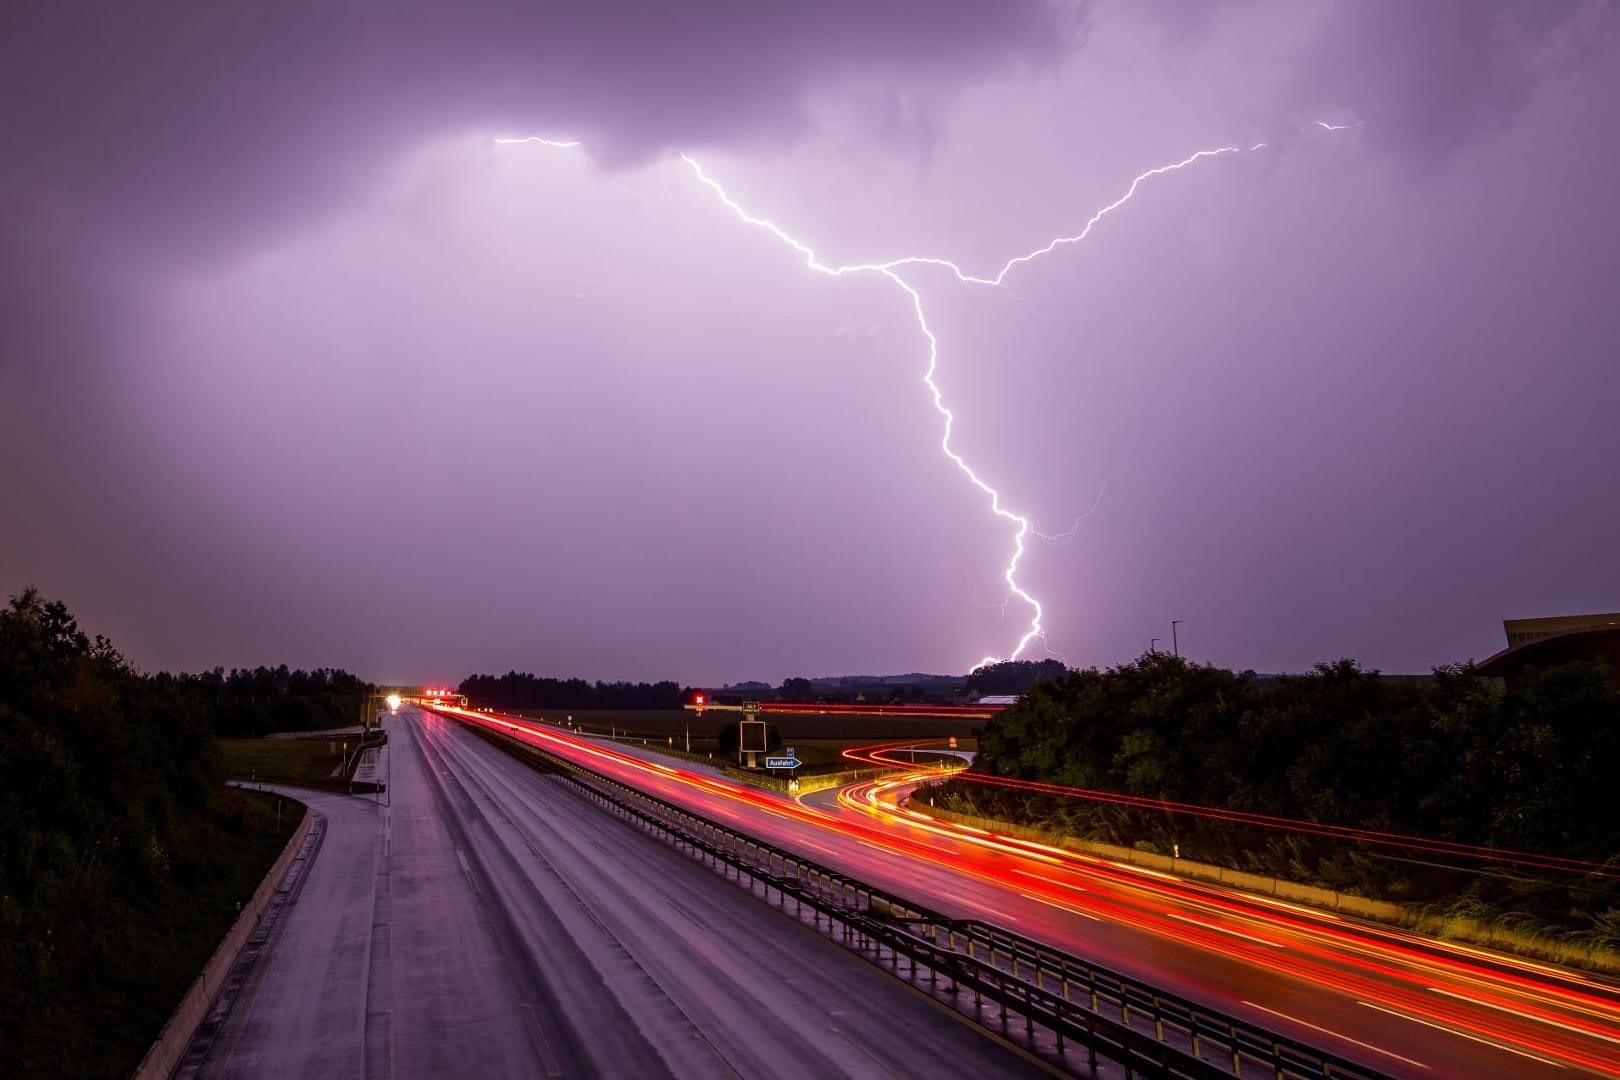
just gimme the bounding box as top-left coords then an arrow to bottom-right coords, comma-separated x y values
1171,620 -> 1182,658
1150,637 -> 1160,655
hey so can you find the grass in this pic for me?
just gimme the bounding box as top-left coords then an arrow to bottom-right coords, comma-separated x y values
220,733 -> 383,790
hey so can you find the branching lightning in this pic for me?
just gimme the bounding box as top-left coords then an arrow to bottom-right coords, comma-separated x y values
495,123 -> 1349,670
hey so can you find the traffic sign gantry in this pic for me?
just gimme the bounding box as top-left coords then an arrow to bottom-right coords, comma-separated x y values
764,756 -> 801,770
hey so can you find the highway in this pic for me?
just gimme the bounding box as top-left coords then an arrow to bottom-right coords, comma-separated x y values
190,707 -> 1053,1079
443,706 -> 1620,1079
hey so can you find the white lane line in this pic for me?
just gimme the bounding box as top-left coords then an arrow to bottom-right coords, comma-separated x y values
1427,987 -> 1620,1047
520,1002 -> 564,1078
454,846 -> 480,894
1242,1001 -> 1430,1069
1164,912 -> 1282,948
1009,867 -> 1087,894
1357,1000 -> 1568,1069
1018,892 -> 1102,922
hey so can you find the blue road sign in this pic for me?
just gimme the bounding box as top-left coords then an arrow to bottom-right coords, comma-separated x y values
764,756 -> 801,770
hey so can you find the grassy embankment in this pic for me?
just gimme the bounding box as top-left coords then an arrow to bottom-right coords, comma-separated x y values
7,788 -> 301,1080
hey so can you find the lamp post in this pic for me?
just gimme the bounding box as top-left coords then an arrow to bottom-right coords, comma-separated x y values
1172,620 -> 1182,658
1150,637 -> 1160,655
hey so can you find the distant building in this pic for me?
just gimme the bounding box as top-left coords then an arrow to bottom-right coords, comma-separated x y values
1477,612 -> 1620,683
976,694 -> 1021,706
1502,613 -> 1620,648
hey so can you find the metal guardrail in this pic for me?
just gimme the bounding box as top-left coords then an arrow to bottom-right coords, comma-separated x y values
459,717 -> 1395,1080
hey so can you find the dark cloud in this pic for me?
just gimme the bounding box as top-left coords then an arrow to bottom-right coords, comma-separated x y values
1287,0 -> 1617,166
1,1 -> 1070,266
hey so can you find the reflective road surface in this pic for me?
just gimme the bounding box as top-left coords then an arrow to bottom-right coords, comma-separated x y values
442,706 -> 1620,1080
191,708 -> 1053,1080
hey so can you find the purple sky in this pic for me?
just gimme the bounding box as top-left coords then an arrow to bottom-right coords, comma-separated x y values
4,1 -> 1618,686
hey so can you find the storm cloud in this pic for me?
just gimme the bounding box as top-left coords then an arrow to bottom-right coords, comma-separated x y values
3,1 -> 1617,683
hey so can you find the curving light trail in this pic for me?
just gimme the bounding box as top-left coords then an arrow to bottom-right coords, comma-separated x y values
434,703 -> 1620,1076
495,130 -> 1339,669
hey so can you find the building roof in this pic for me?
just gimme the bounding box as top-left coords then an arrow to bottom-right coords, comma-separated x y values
1502,612 -> 1620,648
1477,624 -> 1620,679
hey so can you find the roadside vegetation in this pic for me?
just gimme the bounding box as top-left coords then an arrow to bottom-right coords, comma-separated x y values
928,653 -> 1620,951
0,588 -> 344,1078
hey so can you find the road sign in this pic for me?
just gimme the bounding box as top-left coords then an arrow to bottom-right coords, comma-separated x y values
742,700 -> 761,713
764,756 -> 801,770
785,746 -> 794,757
739,720 -> 769,753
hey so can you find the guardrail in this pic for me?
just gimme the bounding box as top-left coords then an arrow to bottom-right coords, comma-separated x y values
457,716 -> 1394,1080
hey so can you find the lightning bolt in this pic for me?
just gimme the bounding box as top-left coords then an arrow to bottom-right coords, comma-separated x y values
495,123 -> 1349,671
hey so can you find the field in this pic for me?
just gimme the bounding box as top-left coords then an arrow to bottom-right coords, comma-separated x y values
510,707 -> 980,740
220,735 -> 373,787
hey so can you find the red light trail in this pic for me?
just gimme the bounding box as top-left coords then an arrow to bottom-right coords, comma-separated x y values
427,705 -> 1620,1077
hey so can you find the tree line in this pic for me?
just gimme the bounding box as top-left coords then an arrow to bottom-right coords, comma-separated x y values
459,671 -> 688,710
930,652 -> 1620,943
154,664 -> 370,736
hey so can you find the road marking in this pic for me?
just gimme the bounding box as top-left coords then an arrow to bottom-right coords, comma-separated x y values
1241,1001 -> 1430,1069
520,1002 -> 564,1078
1009,867 -> 1087,894
830,1028 -> 903,1080
1165,912 -> 1281,948
1357,1000 -> 1568,1069
1427,987 -> 1620,1047
364,1008 -> 393,1080
1018,892 -> 1102,921
455,847 -> 480,894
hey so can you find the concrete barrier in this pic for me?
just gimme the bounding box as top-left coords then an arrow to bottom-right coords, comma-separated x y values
130,800 -> 313,1080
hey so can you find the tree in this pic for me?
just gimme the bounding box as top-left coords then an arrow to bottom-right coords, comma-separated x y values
778,677 -> 815,703
966,658 -> 1067,695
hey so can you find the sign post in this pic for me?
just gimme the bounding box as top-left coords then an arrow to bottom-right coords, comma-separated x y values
739,702 -> 766,769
